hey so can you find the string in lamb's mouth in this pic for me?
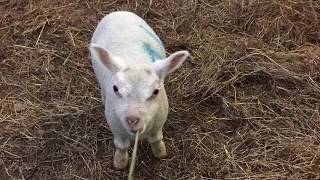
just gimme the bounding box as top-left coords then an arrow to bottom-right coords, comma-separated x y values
130,130 -> 138,133
130,125 -> 145,134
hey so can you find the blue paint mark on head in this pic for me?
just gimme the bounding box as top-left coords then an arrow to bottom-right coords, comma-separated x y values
142,43 -> 163,62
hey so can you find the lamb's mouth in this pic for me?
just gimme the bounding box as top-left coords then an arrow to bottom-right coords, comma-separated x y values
129,125 -> 146,135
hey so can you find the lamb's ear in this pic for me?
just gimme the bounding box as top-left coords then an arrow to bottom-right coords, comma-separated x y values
153,50 -> 189,79
90,43 -> 126,73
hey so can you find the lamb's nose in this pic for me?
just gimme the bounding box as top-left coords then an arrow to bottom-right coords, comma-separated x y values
126,116 -> 140,127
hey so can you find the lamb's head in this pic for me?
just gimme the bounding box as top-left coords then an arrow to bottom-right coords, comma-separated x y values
90,44 -> 189,134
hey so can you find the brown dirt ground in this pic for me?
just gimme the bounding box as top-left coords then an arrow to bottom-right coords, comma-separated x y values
1,0 -> 320,179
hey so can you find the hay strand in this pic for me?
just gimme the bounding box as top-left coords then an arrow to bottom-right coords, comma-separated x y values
128,131 -> 140,180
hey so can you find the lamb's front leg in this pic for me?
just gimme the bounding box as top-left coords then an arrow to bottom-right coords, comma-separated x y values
148,131 -> 167,159
113,136 -> 130,169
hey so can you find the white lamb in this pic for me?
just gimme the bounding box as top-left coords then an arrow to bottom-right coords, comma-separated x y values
90,11 -> 189,169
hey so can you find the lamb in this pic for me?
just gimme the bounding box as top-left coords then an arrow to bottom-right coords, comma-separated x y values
89,11 -> 189,169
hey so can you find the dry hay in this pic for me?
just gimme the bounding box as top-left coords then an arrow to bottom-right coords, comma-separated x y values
1,0 -> 320,179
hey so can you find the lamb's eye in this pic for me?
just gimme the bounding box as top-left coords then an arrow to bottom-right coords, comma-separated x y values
113,85 -> 119,93
148,88 -> 160,100
153,89 -> 159,96
113,85 -> 122,97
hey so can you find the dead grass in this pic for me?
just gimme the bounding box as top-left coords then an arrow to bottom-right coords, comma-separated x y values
1,0 -> 320,179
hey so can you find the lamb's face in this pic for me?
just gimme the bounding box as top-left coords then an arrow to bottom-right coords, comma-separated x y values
110,67 -> 162,135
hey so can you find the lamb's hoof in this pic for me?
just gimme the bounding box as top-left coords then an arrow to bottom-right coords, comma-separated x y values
114,149 -> 128,169
151,140 -> 167,159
